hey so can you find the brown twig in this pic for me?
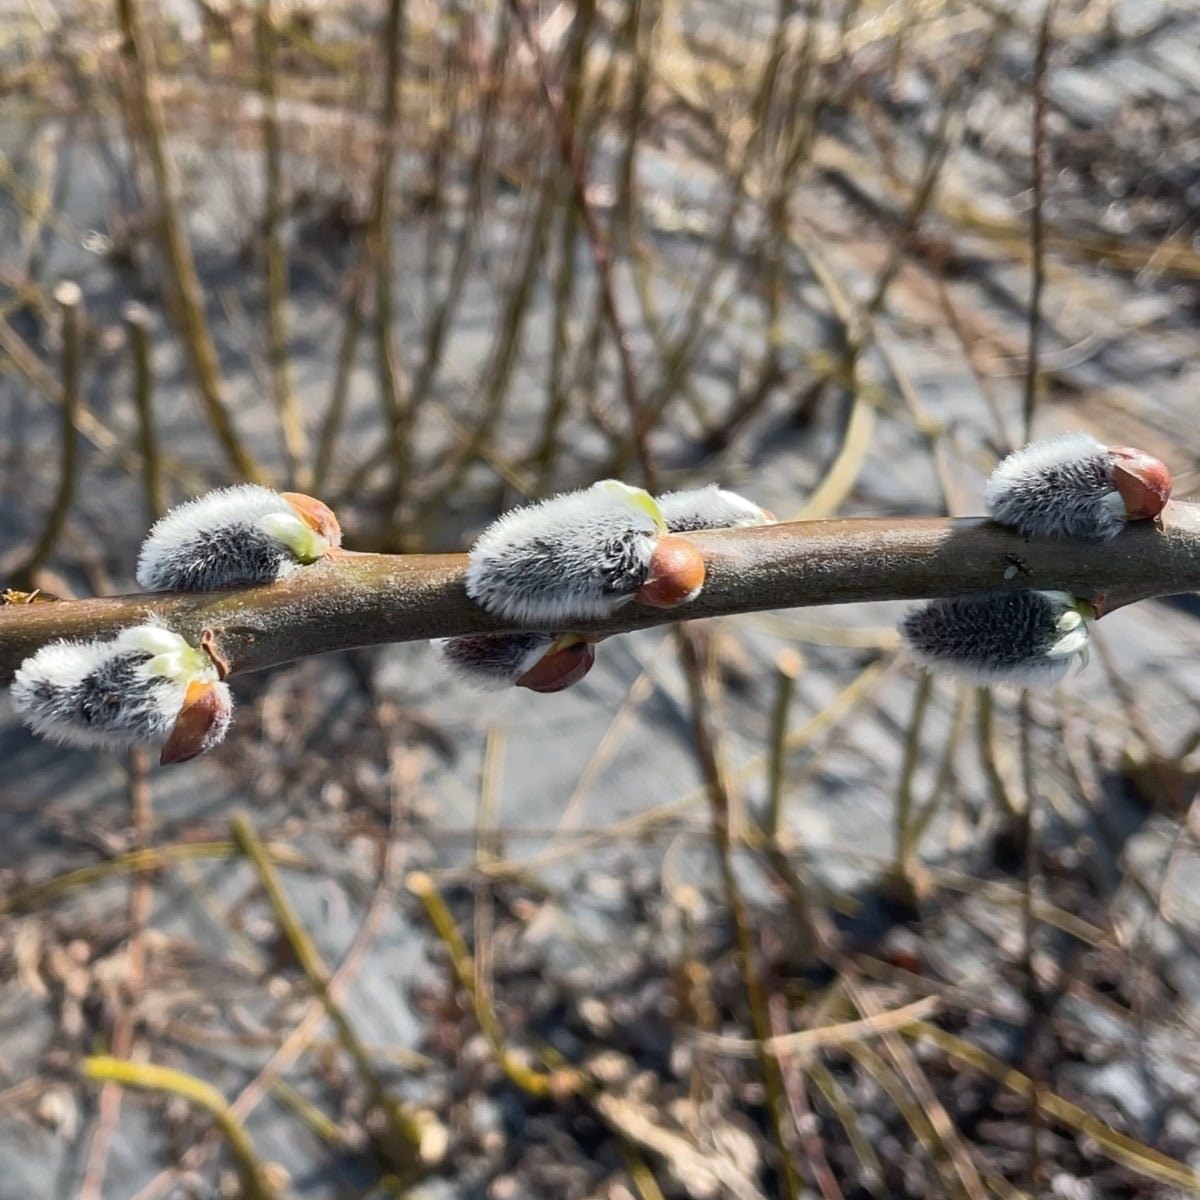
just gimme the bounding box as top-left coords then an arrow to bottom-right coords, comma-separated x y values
230,811 -> 445,1172
371,0 -> 412,528
507,0 -> 655,487
763,648 -> 803,840
768,992 -> 844,1200
114,0 -> 265,483
676,626 -> 802,1199
123,301 -> 166,521
1018,694 -> 1045,1191
125,744 -> 414,1200
1023,0 -> 1057,444
532,0 -> 594,484
11,281 -> 83,589
340,3 -> 514,510
313,256 -> 367,495
255,0 -> 308,484
3,507 -> 1199,683
78,747 -> 154,1200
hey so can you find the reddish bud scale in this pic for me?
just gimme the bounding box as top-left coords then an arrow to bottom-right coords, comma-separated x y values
280,492 -> 343,545
636,536 -> 706,609
1108,447 -> 1172,521
515,639 -> 596,693
160,679 -> 232,765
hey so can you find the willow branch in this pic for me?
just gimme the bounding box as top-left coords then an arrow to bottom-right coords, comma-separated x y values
3,505 -> 1199,684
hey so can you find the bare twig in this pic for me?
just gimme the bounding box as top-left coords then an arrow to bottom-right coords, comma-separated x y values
313,257 -> 367,494
407,870 -> 569,1097
372,0 -> 412,526
3,507 -> 1199,683
80,1057 -> 279,1200
125,747 -> 415,1200
1023,0 -> 1057,443
114,0 -> 264,482
256,0 -> 308,483
690,996 -> 940,1060
507,0 -> 655,486
1018,695 -> 1044,1191
0,840 -> 308,917
768,995 -> 844,1200
123,301 -> 165,521
229,812 -> 445,1173
11,281 -> 83,589
533,0 -> 594,484
676,626 -> 802,1199
764,649 -> 803,840
908,1021 -> 1200,1190
78,748 -> 154,1200
892,671 -> 934,896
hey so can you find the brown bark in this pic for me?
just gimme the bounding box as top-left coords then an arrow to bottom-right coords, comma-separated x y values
3,505 -> 1198,684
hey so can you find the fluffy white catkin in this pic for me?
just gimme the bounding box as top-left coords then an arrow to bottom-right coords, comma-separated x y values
985,433 -> 1125,542
436,633 -> 561,691
465,481 -> 664,623
137,485 -> 336,591
657,486 -> 774,532
899,590 -> 1089,688
11,625 -> 232,756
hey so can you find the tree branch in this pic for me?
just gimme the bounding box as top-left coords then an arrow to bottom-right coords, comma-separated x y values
3,504 -> 1199,685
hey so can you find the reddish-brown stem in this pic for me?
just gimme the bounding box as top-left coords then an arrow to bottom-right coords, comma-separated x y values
3,505 -> 1198,683
507,0 -> 655,488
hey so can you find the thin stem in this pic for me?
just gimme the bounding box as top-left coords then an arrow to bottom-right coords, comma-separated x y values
124,300 -> 165,521
256,0 -> 308,484
114,0 -> 264,482
976,686 -> 1022,822
230,812 -> 444,1172
675,627 -> 802,1199
1,840 -> 308,916
764,648 -> 803,839
78,747 -> 154,1200
1023,0 -> 1057,444
1018,695 -> 1044,1190
13,281 -> 82,588
372,0 -> 412,526
436,155 -> 558,495
507,0 -> 655,488
348,2 -> 515,513
312,256 -> 367,494
81,1058 -> 279,1200
533,0 -> 595,485
407,871 -> 566,1097
894,671 -> 934,888
907,1021 -> 1199,1190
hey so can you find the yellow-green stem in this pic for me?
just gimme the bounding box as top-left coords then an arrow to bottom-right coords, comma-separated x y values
82,1057 -> 279,1200
230,812 -> 444,1169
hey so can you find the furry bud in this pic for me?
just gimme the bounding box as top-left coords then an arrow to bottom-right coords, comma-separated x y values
985,432 -> 1171,542
657,486 -> 775,532
466,480 -> 699,623
136,485 -> 342,591
436,632 -> 595,692
899,589 -> 1090,687
11,625 -> 233,762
